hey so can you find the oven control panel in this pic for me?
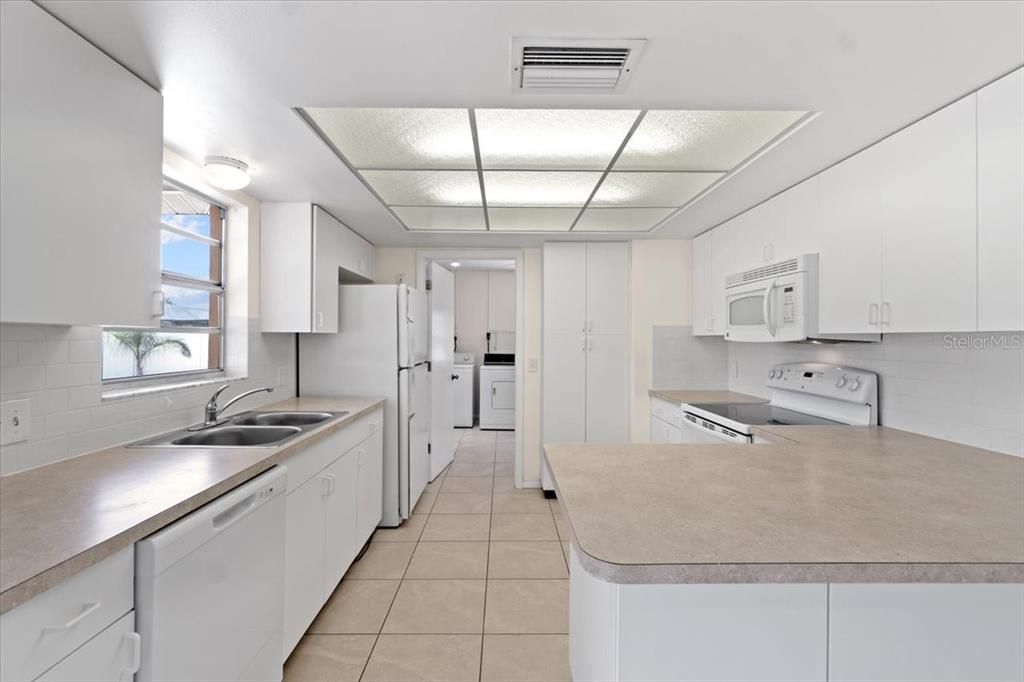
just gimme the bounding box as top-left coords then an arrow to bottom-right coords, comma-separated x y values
766,362 -> 877,404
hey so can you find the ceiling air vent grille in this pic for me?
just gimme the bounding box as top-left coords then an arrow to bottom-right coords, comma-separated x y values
511,38 -> 645,91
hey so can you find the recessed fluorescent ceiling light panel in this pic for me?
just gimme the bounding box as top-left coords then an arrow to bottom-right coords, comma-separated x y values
301,107 -> 809,232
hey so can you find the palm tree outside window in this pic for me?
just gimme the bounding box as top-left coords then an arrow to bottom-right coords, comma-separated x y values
101,181 -> 226,380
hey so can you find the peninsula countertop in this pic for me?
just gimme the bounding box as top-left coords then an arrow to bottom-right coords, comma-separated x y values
0,396 -> 385,614
648,389 -> 765,405
545,426 -> 1024,584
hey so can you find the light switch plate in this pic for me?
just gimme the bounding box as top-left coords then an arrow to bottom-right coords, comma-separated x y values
528,358 -> 539,373
1,399 -> 31,446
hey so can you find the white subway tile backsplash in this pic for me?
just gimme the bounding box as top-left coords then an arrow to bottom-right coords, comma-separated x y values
18,340 -> 68,366
728,332 -> 1024,457
45,408 -> 93,437
0,365 -> 46,393
67,340 -> 101,363
0,319 -> 297,474
0,341 -> 17,368
24,389 -> 69,416
45,363 -> 100,389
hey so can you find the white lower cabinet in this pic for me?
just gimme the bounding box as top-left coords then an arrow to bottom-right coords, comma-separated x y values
0,547 -> 137,682
37,612 -> 140,682
283,472 -> 328,655
828,583 -> 1024,681
650,415 -> 681,443
282,413 -> 384,658
323,451 -> 359,590
570,545 -> 1024,682
570,547 -> 827,682
356,429 -> 384,547
650,397 -> 683,443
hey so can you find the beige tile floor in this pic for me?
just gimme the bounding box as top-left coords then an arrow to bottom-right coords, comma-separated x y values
285,428 -> 572,682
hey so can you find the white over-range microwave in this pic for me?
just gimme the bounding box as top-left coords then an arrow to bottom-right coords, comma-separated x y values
724,254 -> 879,343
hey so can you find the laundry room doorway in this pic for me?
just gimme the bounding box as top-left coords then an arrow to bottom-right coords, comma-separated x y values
417,250 -> 525,489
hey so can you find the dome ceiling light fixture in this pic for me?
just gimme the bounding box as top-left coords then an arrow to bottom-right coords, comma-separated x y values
202,156 -> 251,190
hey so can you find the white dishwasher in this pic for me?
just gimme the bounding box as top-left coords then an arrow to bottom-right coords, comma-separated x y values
136,466 -> 287,682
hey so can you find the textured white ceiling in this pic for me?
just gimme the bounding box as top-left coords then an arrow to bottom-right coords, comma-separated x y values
39,0 -> 1024,246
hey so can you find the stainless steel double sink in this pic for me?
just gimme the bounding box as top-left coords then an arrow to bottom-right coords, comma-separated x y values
130,411 -> 348,448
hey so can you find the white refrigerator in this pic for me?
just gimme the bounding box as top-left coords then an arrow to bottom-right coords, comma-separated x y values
299,284 -> 430,527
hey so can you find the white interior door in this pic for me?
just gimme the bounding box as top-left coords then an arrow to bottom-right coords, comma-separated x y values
429,262 -> 455,479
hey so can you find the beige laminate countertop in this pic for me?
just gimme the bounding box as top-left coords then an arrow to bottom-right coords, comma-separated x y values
648,389 -> 765,405
0,396 -> 385,614
545,426 -> 1024,584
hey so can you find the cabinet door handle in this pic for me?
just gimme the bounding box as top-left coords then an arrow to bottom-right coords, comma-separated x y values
582,337 -> 587,351
322,475 -> 332,496
123,631 -> 142,679
492,386 -> 497,396
152,290 -> 165,317
45,601 -> 101,631
587,339 -> 593,351
880,302 -> 891,326
869,303 -> 879,326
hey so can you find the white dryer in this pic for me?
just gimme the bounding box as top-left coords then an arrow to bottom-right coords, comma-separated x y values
479,353 -> 515,430
452,352 -> 475,428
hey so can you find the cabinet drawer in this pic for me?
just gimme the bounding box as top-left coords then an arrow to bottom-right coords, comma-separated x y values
284,407 -> 383,491
36,612 -> 139,682
0,547 -> 134,682
650,397 -> 683,429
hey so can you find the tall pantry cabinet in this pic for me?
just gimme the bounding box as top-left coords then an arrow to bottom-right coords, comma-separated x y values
541,242 -> 629,491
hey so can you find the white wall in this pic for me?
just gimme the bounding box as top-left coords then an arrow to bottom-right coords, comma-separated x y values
728,334 -> 1024,457
454,269 -> 515,419
522,248 -> 543,483
629,240 -> 693,442
0,149 -> 297,475
373,247 -> 417,285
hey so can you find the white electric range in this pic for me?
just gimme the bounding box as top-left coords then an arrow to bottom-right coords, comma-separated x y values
680,362 -> 878,444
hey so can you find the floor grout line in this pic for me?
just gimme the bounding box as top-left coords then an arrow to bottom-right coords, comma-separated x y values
296,427 -> 568,682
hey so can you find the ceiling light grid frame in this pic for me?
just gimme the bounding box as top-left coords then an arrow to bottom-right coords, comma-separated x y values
297,107 -> 818,234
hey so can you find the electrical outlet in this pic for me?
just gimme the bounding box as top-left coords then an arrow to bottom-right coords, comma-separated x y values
1,399 -> 31,446
527,358 -> 539,373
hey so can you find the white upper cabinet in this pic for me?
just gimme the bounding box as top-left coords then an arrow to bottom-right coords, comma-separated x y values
0,1 -> 162,327
709,220 -> 738,335
977,68 -> 1024,331
758,177 -> 820,263
819,144 -> 886,334
336,220 -> 376,282
692,232 -> 714,335
880,95 -> 977,333
312,207 -> 342,333
542,243 -> 587,334
261,203 -> 375,333
585,242 -> 629,334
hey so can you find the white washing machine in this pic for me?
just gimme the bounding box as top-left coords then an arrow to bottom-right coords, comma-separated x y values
453,352 -> 475,428
479,354 -> 515,430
